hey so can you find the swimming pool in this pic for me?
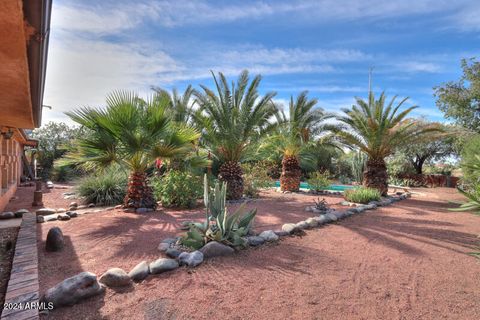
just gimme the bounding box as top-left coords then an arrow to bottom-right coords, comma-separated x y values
274,181 -> 355,192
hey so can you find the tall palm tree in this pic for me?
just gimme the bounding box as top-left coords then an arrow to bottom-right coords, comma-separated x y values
194,70 -> 278,199
65,91 -> 200,209
258,91 -> 335,191
335,91 -> 441,195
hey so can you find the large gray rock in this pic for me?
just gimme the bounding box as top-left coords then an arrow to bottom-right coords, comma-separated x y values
42,272 -> 105,307
149,258 -> 179,274
99,268 -> 131,287
136,207 -> 148,214
247,236 -> 265,246
128,261 -> 149,282
46,227 -> 64,252
178,251 -> 204,267
259,230 -> 279,242
165,248 -> 182,258
15,209 -> 29,218
44,215 -> 58,222
0,212 -> 14,219
36,208 -> 56,215
199,241 -> 234,258
282,223 -> 298,234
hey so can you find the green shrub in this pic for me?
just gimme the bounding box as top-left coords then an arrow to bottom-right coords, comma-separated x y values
307,171 -> 331,191
77,168 -> 127,205
152,170 -> 202,208
461,135 -> 480,186
242,162 -> 274,198
344,187 -> 381,204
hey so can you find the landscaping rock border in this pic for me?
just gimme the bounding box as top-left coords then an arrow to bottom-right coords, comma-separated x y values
41,191 -> 411,312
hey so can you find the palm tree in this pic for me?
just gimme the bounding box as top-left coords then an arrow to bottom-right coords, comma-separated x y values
152,85 -> 195,124
194,70 -> 278,199
335,91 -> 440,195
258,91 -> 335,191
65,91 -> 200,209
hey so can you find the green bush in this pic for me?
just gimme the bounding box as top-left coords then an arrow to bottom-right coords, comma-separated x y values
77,168 -> 127,205
344,187 -> 381,204
152,170 -> 202,208
307,171 -> 331,191
242,162 -> 274,198
460,135 -> 480,186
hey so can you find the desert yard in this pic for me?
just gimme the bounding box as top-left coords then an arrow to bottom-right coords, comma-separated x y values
4,186 -> 480,320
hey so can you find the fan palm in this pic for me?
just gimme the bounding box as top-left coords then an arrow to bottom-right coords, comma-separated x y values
194,70 -> 278,199
258,91 -> 336,191
335,91 -> 441,195
65,90 -> 200,209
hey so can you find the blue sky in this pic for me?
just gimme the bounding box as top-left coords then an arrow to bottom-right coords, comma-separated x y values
43,0 -> 480,124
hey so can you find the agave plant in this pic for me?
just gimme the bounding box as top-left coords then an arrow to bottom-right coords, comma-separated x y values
258,91 -> 336,191
193,70 -> 278,199
334,91 -> 441,195
450,186 -> 480,215
181,175 -> 257,249
64,91 -> 200,209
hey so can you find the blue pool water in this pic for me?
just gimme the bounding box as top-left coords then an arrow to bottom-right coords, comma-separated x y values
274,181 -> 355,191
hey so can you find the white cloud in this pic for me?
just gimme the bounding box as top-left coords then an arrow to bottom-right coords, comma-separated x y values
396,62 -> 443,73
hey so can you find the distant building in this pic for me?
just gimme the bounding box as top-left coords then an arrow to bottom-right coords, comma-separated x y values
0,0 -> 51,211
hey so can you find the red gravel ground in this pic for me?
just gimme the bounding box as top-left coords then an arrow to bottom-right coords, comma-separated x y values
8,187 -> 480,319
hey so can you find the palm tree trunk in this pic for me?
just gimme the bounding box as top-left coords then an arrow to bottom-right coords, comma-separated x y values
363,157 -> 388,196
124,171 -> 156,209
218,161 -> 244,200
280,155 -> 301,192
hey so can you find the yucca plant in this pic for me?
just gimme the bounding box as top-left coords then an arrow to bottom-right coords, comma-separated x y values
258,91 -> 336,191
193,70 -> 278,199
181,175 -> 257,249
64,91 -> 200,209
334,91 -> 441,195
450,185 -> 480,215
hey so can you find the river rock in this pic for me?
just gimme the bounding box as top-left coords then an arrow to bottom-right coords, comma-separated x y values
66,211 -> 78,218
178,251 -> 204,267
99,268 -> 131,287
247,236 -> 265,246
42,272 -> 105,307
15,209 -> 29,218
128,261 -> 149,281
149,258 -> 179,274
46,227 -> 64,252
259,230 -> 279,242
325,212 -> 338,222
36,208 -> 56,215
295,220 -> 310,230
199,241 -> 234,258
0,212 -> 14,219
37,216 -> 45,223
165,248 -> 182,258
305,217 -> 319,228
136,207 -> 148,214
313,215 -> 328,225
281,223 -> 298,234
57,214 -> 71,221
274,230 -> 290,237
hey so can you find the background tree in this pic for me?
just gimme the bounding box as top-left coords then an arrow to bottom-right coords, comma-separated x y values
193,70 -> 277,199
434,58 -> 480,132
334,91 -> 441,195
31,121 -> 83,179
65,91 -> 200,209
396,121 -> 456,174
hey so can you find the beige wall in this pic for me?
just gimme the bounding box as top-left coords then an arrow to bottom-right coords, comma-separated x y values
0,134 -> 22,212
